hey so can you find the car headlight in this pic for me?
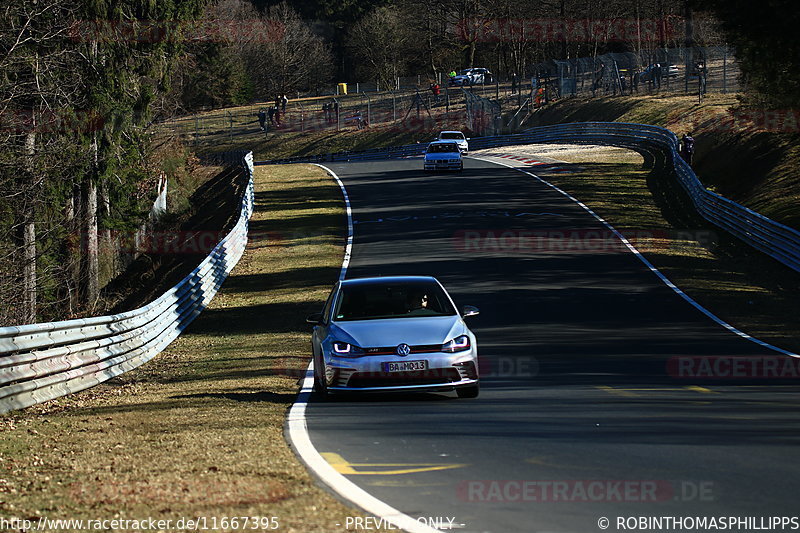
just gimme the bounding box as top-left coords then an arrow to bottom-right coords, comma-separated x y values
442,335 -> 470,353
332,341 -> 365,357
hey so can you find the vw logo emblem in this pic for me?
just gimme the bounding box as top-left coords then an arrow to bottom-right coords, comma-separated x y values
396,343 -> 411,356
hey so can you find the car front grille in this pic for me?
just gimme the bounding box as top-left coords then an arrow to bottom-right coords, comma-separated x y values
363,344 -> 442,356
346,368 -> 463,388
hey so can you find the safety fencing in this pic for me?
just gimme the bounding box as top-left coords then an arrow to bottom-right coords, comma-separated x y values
257,123 -> 800,274
0,151 -> 255,414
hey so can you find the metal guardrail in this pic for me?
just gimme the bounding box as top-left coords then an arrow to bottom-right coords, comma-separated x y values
0,152 -> 256,414
256,122 -> 800,274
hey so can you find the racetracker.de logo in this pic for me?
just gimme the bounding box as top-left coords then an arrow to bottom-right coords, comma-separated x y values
0,109 -> 104,134
69,19 -> 285,44
457,480 -> 713,503
667,356 -> 800,379
454,17 -> 680,43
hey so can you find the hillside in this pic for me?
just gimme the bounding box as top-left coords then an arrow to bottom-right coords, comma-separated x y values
527,94 -> 800,230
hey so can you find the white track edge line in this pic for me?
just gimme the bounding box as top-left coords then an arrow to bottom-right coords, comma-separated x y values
471,155 -> 798,358
285,164 -> 443,533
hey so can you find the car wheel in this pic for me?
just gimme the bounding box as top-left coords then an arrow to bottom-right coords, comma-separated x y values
313,353 -> 328,397
457,382 -> 479,398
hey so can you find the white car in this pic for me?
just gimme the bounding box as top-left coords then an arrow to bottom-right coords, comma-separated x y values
423,141 -> 463,172
437,131 -> 469,153
307,276 -> 480,398
449,68 -> 493,86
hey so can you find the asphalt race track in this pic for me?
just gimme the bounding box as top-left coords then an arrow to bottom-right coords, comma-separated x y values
302,156 -> 800,533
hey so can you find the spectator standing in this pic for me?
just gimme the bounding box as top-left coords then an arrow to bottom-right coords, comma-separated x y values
267,106 -> 275,126
681,132 -> 695,166
653,63 -> 662,89
696,62 -> 708,95
281,94 -> 288,112
511,72 -> 518,94
430,82 -> 441,102
257,108 -> 266,131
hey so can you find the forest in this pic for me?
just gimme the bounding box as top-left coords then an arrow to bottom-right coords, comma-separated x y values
1,0 -> 796,326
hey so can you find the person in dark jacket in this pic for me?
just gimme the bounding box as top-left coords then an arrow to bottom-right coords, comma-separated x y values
257,109 -> 267,131
681,132 -> 695,166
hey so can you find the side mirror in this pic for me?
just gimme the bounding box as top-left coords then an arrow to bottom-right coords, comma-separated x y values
461,305 -> 480,318
306,312 -> 323,324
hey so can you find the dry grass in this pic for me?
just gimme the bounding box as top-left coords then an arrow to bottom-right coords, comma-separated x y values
0,164 -> 388,532
528,93 -> 800,230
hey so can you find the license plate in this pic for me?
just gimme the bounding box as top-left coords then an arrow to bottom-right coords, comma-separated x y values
384,360 -> 428,372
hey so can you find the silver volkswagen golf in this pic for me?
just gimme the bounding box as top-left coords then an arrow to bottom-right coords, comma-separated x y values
307,276 -> 480,398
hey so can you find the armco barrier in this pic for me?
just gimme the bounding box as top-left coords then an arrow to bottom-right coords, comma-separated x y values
0,152 -> 256,414
256,122 -> 800,274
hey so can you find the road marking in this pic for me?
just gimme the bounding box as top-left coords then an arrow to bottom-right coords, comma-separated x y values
685,385 -> 718,394
286,164 -> 441,533
322,452 -> 467,475
597,385 -> 718,396
525,456 -> 606,470
596,385 -> 638,397
367,480 -> 450,487
472,155 -> 798,359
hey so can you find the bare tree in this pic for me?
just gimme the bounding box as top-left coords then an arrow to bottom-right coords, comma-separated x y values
347,6 -> 411,90
238,1 -> 333,99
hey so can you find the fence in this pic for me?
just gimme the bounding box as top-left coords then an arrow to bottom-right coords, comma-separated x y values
257,123 -> 800,275
161,87 -> 473,145
0,151 -> 255,414
530,46 -> 740,100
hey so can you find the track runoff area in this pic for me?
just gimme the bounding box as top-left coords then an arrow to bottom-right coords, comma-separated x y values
287,149 -> 800,533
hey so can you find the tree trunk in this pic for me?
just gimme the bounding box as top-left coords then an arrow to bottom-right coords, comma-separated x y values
65,188 -> 80,315
100,180 -> 113,280
82,175 -> 99,307
22,131 -> 37,323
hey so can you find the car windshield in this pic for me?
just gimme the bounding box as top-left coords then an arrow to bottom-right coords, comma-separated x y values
427,143 -> 459,153
333,281 -> 457,321
440,133 -> 464,140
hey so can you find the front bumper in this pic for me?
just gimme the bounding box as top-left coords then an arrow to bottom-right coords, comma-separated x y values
323,351 -> 479,392
424,159 -> 462,170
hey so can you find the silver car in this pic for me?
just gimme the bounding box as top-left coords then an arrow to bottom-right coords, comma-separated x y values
307,276 -> 480,398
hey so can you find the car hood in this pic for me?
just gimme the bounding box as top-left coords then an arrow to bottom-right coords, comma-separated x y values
330,315 -> 465,348
425,153 -> 460,160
